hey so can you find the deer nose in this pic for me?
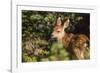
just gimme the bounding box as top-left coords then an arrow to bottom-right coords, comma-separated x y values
52,37 -> 57,42
51,35 -> 57,42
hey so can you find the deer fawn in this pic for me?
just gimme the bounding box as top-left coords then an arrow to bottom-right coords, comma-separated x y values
51,17 -> 90,60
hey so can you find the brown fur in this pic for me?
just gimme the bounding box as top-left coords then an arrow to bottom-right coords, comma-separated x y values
52,17 -> 89,60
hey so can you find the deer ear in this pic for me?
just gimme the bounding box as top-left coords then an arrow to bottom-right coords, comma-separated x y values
56,17 -> 62,26
63,19 -> 70,28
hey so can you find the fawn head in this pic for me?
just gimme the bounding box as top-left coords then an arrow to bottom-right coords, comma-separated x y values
51,17 -> 70,42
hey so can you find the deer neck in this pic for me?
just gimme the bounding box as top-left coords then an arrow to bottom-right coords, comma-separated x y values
61,33 -> 74,48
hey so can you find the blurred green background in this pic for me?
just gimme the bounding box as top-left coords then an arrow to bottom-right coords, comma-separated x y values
22,10 -> 90,62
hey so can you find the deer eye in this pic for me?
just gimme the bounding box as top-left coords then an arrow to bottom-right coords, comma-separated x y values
57,31 -> 60,32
